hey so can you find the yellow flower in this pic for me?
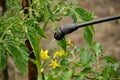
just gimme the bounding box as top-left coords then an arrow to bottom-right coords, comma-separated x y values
67,39 -> 73,47
40,49 -> 50,60
54,50 -> 65,58
49,60 -> 59,69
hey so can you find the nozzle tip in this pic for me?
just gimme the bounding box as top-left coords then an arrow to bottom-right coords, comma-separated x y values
54,28 -> 65,40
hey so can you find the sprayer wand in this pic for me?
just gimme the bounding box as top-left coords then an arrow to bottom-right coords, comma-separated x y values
54,15 -> 120,40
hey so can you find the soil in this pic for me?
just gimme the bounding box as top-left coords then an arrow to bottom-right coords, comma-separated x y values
0,0 -> 120,80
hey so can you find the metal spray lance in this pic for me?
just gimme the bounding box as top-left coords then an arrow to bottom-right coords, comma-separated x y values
54,15 -> 120,40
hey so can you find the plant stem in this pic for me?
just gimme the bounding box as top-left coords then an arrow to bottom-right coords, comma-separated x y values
29,57 -> 37,65
91,48 -> 101,75
96,55 -> 100,73
35,48 -> 45,80
42,18 -> 49,31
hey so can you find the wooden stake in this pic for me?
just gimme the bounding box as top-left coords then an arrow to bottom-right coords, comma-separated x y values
0,0 -> 6,15
22,0 -> 38,80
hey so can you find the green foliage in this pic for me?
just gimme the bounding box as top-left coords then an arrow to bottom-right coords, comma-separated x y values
0,0 -> 120,80
27,26 -> 41,69
0,45 -> 7,69
57,38 -> 67,51
79,46 -> 93,66
61,68 -> 72,80
104,56 -> 117,64
0,13 -> 28,74
8,44 -> 28,75
83,27 -> 95,45
74,8 -> 95,45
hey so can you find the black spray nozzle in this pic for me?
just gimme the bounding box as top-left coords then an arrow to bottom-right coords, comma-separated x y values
54,15 -> 120,40
54,24 -> 78,40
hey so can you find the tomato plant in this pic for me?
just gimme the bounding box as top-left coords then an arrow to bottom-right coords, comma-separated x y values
0,0 -> 120,80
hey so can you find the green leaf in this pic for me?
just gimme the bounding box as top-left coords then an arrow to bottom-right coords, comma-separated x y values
46,5 -> 54,21
54,18 -> 62,22
61,68 -> 72,80
53,2 -> 65,15
25,18 -> 47,38
91,42 -> 103,55
27,27 -> 40,61
60,58 -> 69,67
102,67 -> 120,77
0,44 -> 3,66
83,26 -> 94,45
63,9 -> 70,16
0,45 -> 7,69
34,23 -> 47,38
25,18 -> 35,25
27,27 -> 39,51
79,46 -> 92,64
57,38 -> 67,51
70,46 -> 80,54
76,75 -> 85,80
47,72 -> 59,80
54,5 -> 63,15
74,8 -> 94,22
114,63 -> 119,71
47,74 -> 56,80
74,7 -> 94,45
70,11 -> 77,23
47,74 -> 54,80
69,1 -> 77,8
1,53 -> 7,69
104,56 -> 117,64
8,43 -> 28,75
80,67 -> 91,74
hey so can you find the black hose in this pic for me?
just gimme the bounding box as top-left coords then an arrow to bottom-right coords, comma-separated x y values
76,15 -> 120,28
